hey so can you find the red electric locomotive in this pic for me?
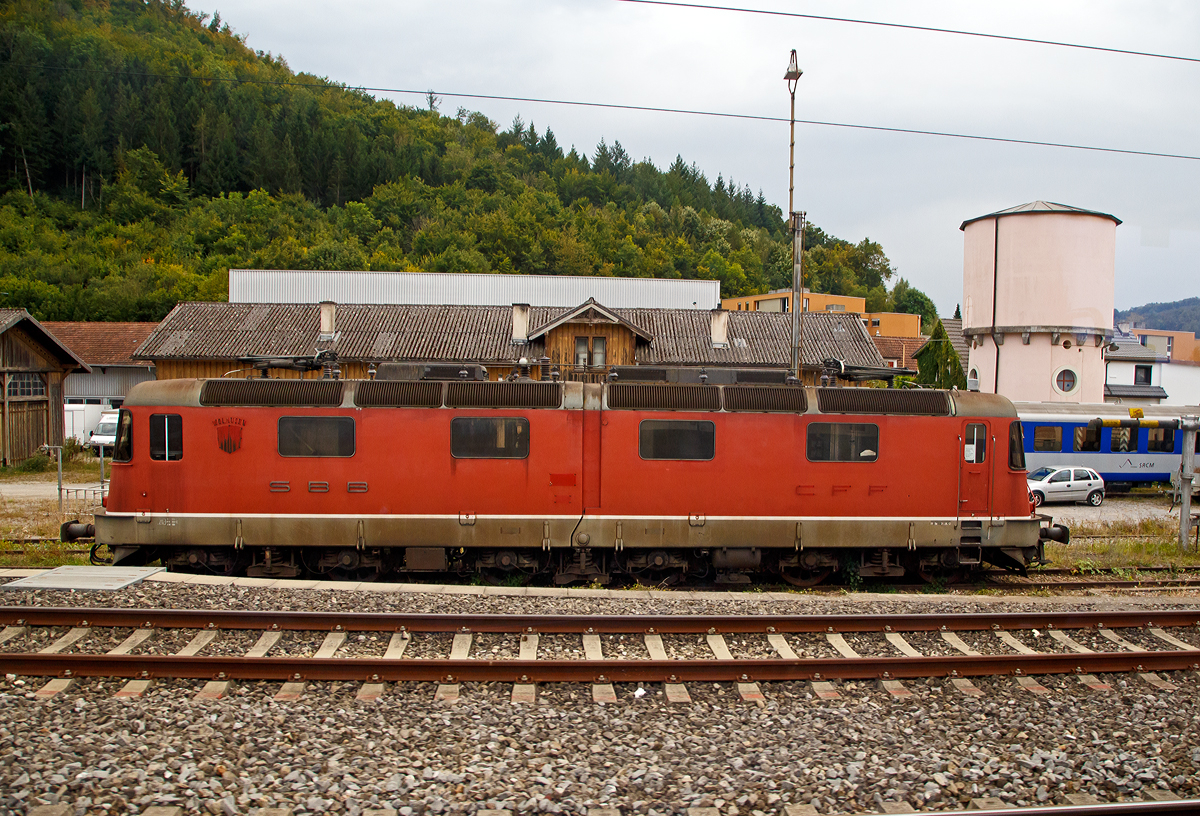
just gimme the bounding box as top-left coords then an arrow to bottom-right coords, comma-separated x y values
89,368 -> 1062,585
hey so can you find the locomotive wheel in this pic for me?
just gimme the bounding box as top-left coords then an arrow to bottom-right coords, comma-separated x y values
917,567 -> 967,586
482,569 -> 535,586
780,566 -> 833,587
327,566 -> 382,582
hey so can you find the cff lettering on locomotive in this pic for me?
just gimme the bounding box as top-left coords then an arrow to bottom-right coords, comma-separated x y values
91,369 -> 1065,586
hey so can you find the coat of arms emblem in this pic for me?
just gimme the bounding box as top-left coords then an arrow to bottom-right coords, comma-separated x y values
214,417 -> 245,454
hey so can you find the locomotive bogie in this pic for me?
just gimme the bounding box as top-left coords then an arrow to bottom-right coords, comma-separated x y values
94,377 -> 1054,585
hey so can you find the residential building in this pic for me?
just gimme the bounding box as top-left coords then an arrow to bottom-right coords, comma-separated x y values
42,322 -> 159,442
1103,330 -> 1169,404
0,309 -> 89,464
722,290 -> 921,338
1124,327 -> 1200,364
134,300 -> 891,386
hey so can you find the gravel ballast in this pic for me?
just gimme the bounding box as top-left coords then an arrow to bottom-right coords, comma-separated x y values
1,578 -> 1199,815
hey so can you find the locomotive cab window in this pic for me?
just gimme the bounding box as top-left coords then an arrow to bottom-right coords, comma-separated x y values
1008,421 -> 1025,470
1032,426 -> 1061,452
451,417 -> 529,459
113,409 -> 133,462
639,420 -> 715,461
149,414 -> 183,461
279,416 -> 356,457
807,423 -> 878,462
964,423 -> 987,463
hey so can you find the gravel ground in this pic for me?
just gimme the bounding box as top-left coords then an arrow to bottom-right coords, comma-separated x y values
1049,495 -> 1178,526
2,579 -> 1199,815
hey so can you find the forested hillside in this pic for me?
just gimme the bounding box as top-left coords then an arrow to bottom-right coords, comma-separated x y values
1115,298 -> 1200,337
0,0 -> 936,326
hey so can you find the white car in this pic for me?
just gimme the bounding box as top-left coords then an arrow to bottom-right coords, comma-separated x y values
88,410 -> 120,453
1027,466 -> 1105,507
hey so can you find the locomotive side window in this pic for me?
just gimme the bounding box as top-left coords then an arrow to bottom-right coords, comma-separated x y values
806,423 -> 878,462
1147,427 -> 1175,453
1008,421 -> 1025,470
964,423 -> 987,463
149,414 -> 183,461
1110,427 -> 1135,453
278,416 -> 356,457
451,417 -> 529,459
1073,426 -> 1101,452
639,420 -> 715,461
113,409 -> 133,462
1033,426 -> 1061,452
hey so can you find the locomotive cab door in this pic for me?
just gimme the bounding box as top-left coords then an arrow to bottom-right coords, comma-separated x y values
958,421 -> 991,518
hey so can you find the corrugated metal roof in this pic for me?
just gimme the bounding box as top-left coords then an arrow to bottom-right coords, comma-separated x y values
960,201 -> 1122,230
137,302 -> 886,369
42,322 -> 158,367
228,269 -> 721,310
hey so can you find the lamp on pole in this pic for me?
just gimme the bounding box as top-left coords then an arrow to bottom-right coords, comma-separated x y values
784,50 -> 805,382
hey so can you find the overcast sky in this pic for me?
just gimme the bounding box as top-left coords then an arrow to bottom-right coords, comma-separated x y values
195,0 -> 1199,316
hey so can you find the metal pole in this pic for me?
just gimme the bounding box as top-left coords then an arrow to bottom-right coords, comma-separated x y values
57,446 -> 62,515
785,50 -> 803,381
1181,417 -> 1197,551
99,445 -> 105,488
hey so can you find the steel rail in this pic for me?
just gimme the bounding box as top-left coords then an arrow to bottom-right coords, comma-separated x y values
3,607 -> 1199,633
3,649 -> 1200,683
954,803 -> 1200,815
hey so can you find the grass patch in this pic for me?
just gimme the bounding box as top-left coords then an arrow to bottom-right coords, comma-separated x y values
0,456 -> 107,482
1043,531 -> 1200,572
0,497 -> 96,568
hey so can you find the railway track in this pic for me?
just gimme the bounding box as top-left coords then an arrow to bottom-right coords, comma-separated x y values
3,607 -> 1199,704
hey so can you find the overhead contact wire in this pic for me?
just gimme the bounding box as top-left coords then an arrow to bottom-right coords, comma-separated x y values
616,0 -> 1200,64
6,62 -> 1198,161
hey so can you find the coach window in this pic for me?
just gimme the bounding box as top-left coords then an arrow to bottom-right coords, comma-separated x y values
1008,421 -> 1026,469
1033,426 -> 1061,452
149,414 -> 183,461
278,416 -> 355,457
1146,427 -> 1175,453
1110,427 -> 1136,453
1073,426 -> 1101,452
113,409 -> 133,462
451,417 -> 529,459
807,423 -> 878,462
639,420 -> 715,461
964,423 -> 987,463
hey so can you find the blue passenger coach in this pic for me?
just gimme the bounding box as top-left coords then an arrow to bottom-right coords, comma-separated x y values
1014,403 -> 1198,493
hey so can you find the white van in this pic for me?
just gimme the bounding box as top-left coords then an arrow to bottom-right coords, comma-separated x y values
89,410 -> 120,453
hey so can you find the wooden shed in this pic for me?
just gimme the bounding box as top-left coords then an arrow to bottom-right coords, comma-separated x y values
0,309 -> 90,464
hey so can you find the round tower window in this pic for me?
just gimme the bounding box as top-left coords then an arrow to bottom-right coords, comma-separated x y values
1055,370 -> 1077,392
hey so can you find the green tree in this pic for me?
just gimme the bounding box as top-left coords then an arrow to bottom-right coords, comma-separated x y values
891,278 -> 939,333
913,319 -> 966,389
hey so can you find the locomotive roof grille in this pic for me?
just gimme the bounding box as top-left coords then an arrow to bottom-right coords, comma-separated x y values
816,388 -> 950,416
607,384 -> 721,411
199,379 -> 345,407
445,381 -> 563,409
354,380 -> 444,408
724,385 -> 808,413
